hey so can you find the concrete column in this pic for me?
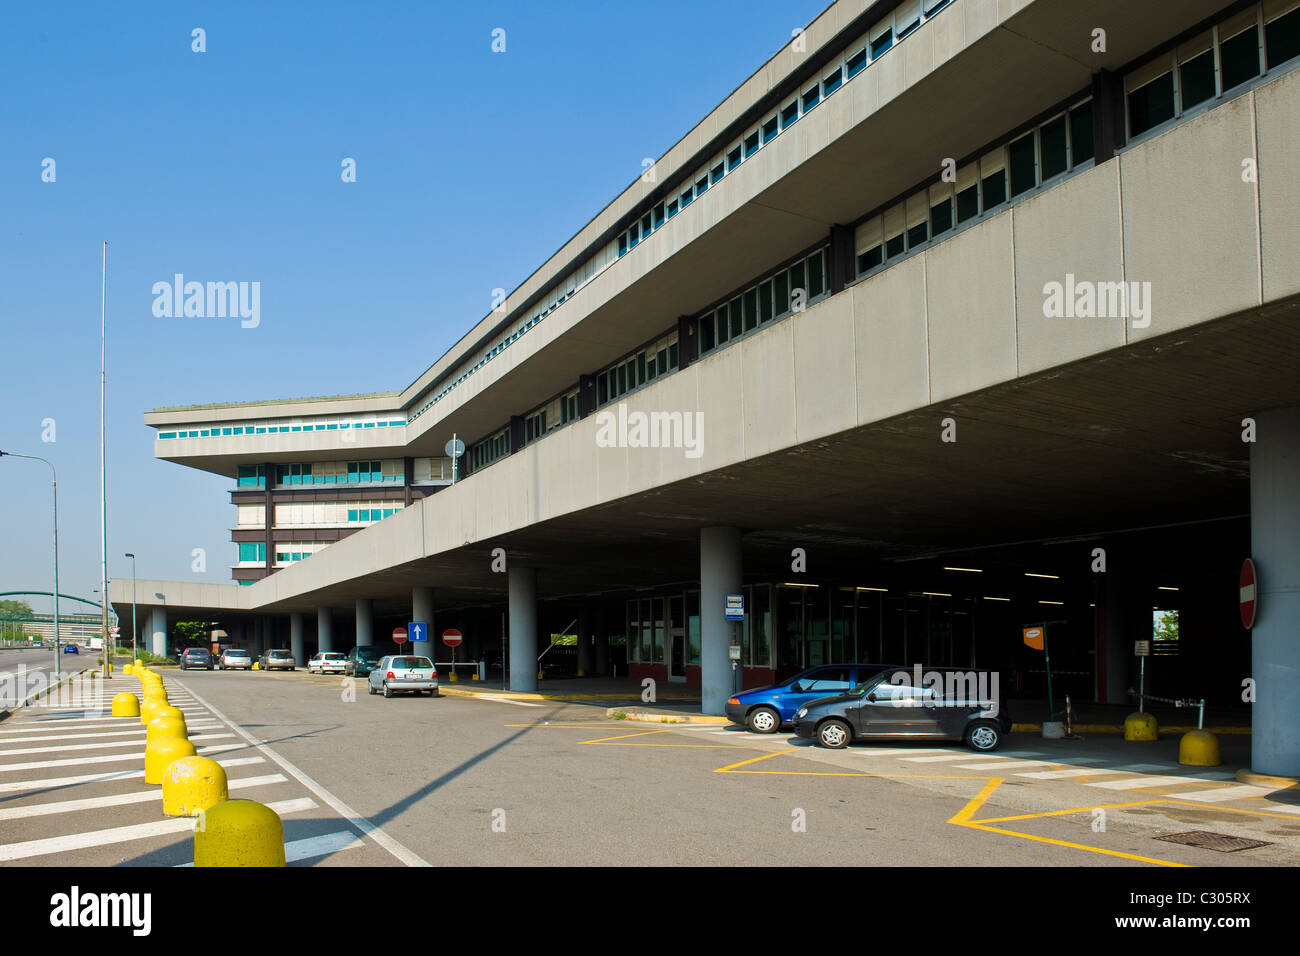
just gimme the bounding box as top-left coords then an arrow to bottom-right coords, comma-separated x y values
317,607 -> 334,654
701,527 -> 742,715
1250,408 -> 1300,776
355,598 -> 373,647
594,609 -> 609,677
577,606 -> 593,677
508,567 -> 538,693
150,607 -> 167,657
412,587 -> 434,659
290,613 -> 304,665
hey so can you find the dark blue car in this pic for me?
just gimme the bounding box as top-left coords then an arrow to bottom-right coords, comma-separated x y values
725,664 -> 893,733
62,644 -> 79,654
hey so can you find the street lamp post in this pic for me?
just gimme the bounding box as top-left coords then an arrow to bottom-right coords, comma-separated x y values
0,451 -> 61,682
125,553 -> 137,665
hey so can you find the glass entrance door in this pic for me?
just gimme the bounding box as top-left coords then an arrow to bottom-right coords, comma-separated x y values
668,595 -> 685,682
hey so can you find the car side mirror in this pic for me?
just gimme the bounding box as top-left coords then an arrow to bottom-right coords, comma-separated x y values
866,692 -> 878,702
791,682 -> 805,693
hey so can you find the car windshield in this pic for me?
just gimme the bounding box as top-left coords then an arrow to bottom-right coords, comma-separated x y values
270,649 -> 290,655
356,647 -> 383,661
322,653 -> 344,660
187,650 -> 209,657
393,657 -> 432,669
226,649 -> 249,657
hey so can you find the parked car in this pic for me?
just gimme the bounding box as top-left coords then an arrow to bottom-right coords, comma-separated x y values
344,645 -> 387,678
219,648 -> 253,670
179,647 -> 213,670
259,648 -> 296,671
793,666 -> 1012,751
62,644 -> 79,655
367,655 -> 438,698
308,652 -> 348,674
724,664 -> 894,733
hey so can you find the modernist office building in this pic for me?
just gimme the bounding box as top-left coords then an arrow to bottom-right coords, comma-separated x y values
113,0 -> 1300,775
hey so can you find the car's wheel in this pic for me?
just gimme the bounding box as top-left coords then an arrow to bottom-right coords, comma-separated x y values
965,720 -> 1002,752
383,683 -> 393,699
367,682 -> 376,695
817,718 -> 852,749
746,706 -> 781,734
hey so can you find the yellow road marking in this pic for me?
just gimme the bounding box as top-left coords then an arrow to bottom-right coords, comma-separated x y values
714,750 -> 796,773
581,729 -> 674,743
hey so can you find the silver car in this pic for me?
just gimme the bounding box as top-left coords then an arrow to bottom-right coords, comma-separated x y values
219,648 -> 253,670
308,652 -> 347,674
261,648 -> 296,671
367,655 -> 439,698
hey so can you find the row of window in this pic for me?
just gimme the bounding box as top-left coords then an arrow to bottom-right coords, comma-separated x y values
240,460 -> 402,488
236,542 -> 267,564
406,0 -> 957,433
159,417 -> 406,440
345,506 -> 402,523
272,501 -> 403,526
616,0 -> 953,260
1126,0 -> 1300,139
470,429 -> 510,471
595,332 -> 680,408
274,543 -> 324,564
698,248 -> 828,355
854,98 -> 1094,277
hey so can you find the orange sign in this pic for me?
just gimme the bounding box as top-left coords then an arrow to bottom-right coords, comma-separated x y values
1023,626 -> 1045,650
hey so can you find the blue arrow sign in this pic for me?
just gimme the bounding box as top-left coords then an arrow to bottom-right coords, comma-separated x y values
408,622 -> 426,643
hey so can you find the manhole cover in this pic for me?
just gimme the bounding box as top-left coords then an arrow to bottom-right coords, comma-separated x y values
1154,830 -> 1272,853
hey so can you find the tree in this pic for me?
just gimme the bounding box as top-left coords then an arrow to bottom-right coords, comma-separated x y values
172,620 -> 211,648
1152,609 -> 1179,643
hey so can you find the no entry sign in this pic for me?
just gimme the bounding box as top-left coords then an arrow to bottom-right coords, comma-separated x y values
392,627 -> 407,643
442,629 -> 463,647
1240,559 -> 1258,629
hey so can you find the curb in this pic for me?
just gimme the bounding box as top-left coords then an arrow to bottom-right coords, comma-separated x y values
605,708 -> 730,725
438,685 -> 701,704
1235,769 -> 1300,788
1012,722 -> 1250,735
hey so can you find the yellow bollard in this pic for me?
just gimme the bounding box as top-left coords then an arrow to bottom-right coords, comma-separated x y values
194,800 -> 285,867
145,736 -> 197,784
123,663 -> 133,676
149,703 -> 184,722
111,692 -> 140,717
162,757 -> 228,817
146,715 -> 188,744
1124,711 -> 1159,741
133,659 -> 143,670
1179,729 -> 1221,766
139,699 -> 163,725
448,671 -> 458,682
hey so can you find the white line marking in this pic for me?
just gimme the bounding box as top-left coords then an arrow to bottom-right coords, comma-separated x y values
0,742 -> 243,773
175,678 -> 433,867
0,773 -> 289,820
850,748 -> 946,757
474,695 -> 543,708
1087,774 -> 1235,790
1172,784 -> 1278,803
0,756 -> 266,793
0,796 -> 317,862
954,759 -> 1048,769
0,733 -> 233,757
0,724 -> 221,743
902,752 -> 1035,763
1017,767 -> 1128,780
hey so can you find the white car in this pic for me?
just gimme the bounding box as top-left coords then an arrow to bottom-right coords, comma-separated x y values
367,655 -> 439,698
308,652 -> 347,674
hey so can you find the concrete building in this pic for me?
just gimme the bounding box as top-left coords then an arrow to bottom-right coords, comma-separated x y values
113,0 -> 1300,775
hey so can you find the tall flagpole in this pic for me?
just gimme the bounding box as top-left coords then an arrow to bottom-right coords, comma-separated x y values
101,242 -> 111,679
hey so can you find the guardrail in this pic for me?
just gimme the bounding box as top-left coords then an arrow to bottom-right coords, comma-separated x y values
1128,689 -> 1207,729
435,660 -> 486,681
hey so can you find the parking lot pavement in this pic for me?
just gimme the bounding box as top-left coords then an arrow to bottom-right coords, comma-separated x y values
0,672 -> 411,867
653,724 -> 1300,865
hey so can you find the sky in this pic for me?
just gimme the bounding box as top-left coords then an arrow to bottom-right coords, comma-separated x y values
0,0 -> 831,611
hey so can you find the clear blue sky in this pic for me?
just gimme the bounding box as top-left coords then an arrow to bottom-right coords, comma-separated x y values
0,0 -> 830,608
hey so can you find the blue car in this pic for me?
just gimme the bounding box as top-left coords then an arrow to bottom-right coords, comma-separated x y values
725,664 -> 894,733
62,644 -> 79,654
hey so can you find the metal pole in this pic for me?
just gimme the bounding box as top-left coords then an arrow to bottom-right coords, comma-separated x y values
1138,656 -> 1145,713
100,241 -> 111,678
126,553 -> 137,664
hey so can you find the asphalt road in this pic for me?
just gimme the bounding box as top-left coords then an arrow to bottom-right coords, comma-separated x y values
1,666 -> 1295,869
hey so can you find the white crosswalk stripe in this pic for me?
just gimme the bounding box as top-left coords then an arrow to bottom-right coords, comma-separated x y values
0,724 -> 221,743
1087,772 -> 1235,790
0,742 -> 244,773
0,756 -> 267,793
1169,784 -> 1278,803
902,751 -> 1049,763
0,774 -> 289,820
0,733 -> 234,757
0,797 -> 319,862
1017,767 -> 1128,780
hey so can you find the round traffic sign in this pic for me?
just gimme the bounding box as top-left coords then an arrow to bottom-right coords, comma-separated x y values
392,627 -> 408,643
442,629 -> 463,647
444,438 -> 466,458
1240,559 -> 1258,629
